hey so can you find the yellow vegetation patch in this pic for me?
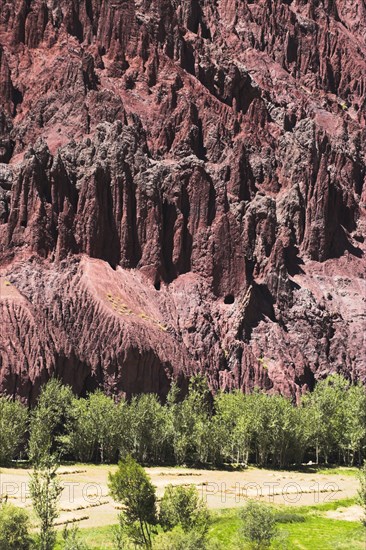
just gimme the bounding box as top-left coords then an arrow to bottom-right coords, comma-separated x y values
258,357 -> 269,370
104,293 -> 169,331
138,312 -> 150,320
118,307 -> 132,315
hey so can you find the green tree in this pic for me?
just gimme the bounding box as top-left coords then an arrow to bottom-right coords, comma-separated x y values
29,458 -> 62,550
188,377 -> 213,464
0,397 -> 27,465
108,455 -> 157,548
87,391 -> 119,463
263,395 -> 298,468
64,397 -> 95,462
239,501 -> 277,549
167,377 -> 212,465
213,391 -> 253,465
302,375 -> 359,464
29,379 -> 74,464
167,396 -> 195,465
214,389 -> 310,468
0,504 -> 31,550
248,392 -> 274,467
341,384 -> 366,465
129,394 -> 170,464
67,391 -> 120,463
117,398 -> 134,461
290,404 -> 313,465
159,484 -> 210,534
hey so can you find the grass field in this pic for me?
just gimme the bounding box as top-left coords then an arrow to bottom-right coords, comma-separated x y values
209,499 -> 365,550
309,467 -> 359,478
2,463 -> 362,548
54,498 -> 365,549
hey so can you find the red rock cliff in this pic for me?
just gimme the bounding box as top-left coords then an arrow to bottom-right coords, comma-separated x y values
0,0 -> 365,402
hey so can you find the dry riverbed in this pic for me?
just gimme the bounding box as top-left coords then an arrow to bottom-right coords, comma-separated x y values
0,465 -> 361,529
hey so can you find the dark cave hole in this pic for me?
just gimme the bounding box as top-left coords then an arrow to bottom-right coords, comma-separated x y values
154,280 -> 161,291
12,87 -> 23,117
224,294 -> 235,305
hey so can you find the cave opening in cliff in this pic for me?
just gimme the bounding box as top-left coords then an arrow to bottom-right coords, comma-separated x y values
224,294 -> 235,304
154,280 -> 161,291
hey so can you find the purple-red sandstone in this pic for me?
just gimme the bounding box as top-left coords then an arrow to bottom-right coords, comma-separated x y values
0,0 -> 365,402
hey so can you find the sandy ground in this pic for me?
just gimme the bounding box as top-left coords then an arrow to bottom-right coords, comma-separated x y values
325,505 -> 364,522
0,465 -> 360,529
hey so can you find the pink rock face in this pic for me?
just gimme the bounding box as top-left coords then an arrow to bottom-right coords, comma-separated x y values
0,0 -> 365,402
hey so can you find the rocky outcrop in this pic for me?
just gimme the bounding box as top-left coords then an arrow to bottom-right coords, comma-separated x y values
0,0 -> 365,401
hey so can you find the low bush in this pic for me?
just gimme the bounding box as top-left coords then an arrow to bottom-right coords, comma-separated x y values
0,504 -> 31,550
159,484 -> 210,534
239,500 -> 277,549
62,525 -> 90,550
153,527 -> 208,550
273,511 -> 305,523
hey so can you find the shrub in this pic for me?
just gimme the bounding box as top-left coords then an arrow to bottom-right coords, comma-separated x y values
62,525 -> 90,550
0,504 -> 31,550
159,484 -> 210,534
113,514 -> 133,550
153,527 -> 207,550
239,501 -> 277,550
273,511 -> 305,523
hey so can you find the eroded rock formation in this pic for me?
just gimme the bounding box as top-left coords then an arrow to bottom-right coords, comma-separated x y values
0,0 -> 365,402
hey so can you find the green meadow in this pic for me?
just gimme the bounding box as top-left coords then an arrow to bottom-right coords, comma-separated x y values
55,498 -> 365,550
